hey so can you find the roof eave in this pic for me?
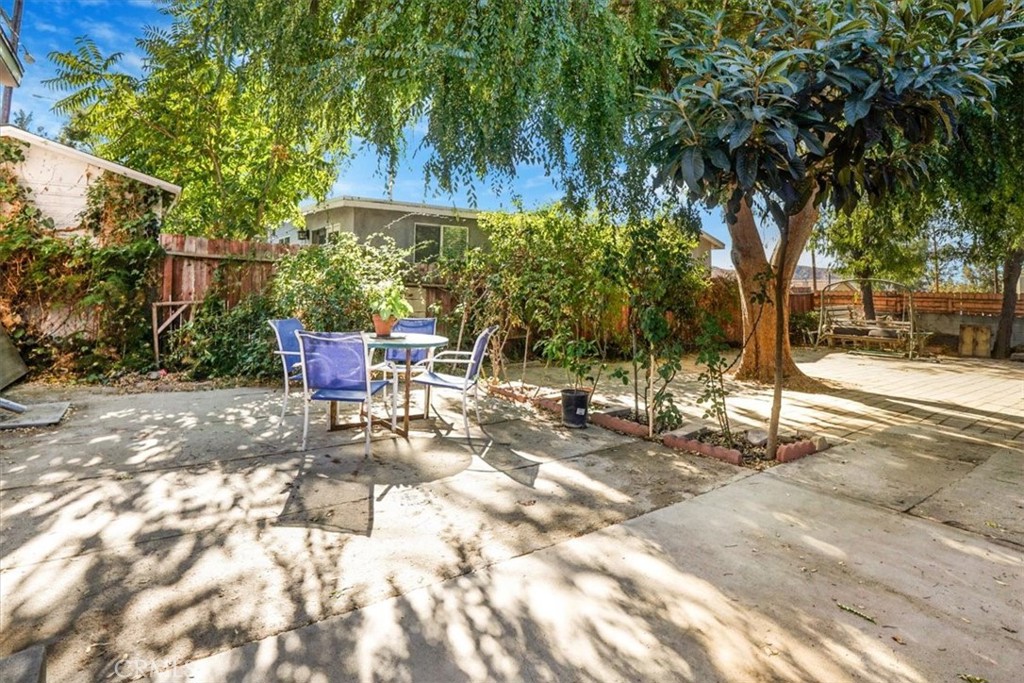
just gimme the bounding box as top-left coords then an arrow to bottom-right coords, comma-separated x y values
0,125 -> 181,195
0,30 -> 23,87
303,195 -> 478,219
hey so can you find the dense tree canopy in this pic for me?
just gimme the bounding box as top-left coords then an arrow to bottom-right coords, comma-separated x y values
939,59 -> 1024,356
644,0 -> 1021,454
47,26 -> 335,238
154,0 -> 691,211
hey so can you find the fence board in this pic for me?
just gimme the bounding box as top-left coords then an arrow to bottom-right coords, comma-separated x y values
156,234 -> 299,305
152,234 -> 300,363
797,290 -> 1023,317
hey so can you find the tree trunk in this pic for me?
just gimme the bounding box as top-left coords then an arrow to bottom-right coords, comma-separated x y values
729,198 -> 819,383
860,277 -> 876,320
993,248 -> 1023,359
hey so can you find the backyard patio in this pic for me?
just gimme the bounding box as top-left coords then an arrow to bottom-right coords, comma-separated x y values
1,349 -> 1021,682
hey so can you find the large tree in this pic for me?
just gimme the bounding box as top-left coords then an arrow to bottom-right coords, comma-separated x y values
47,24 -> 335,238
940,60 -> 1024,358
644,0 -> 1020,455
645,0 -> 1020,386
185,0 -> 676,209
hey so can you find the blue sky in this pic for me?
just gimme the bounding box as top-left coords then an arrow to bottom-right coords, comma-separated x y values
8,0 -> 822,269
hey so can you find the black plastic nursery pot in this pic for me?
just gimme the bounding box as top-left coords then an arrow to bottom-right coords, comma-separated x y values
561,389 -> 590,429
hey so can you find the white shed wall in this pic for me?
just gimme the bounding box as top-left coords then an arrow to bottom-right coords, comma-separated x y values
14,143 -> 102,233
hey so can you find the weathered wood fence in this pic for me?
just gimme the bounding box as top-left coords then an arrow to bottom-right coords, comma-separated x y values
790,290 -> 1023,317
152,234 -> 299,363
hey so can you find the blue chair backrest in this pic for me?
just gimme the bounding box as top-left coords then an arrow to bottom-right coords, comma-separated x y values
385,317 -> 437,364
466,325 -> 498,381
295,332 -> 368,392
269,318 -> 304,356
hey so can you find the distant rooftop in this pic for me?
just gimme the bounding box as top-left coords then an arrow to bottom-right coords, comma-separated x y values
303,196 -> 478,220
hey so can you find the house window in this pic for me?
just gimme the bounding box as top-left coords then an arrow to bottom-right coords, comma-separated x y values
280,237 -> 290,246
311,228 -> 327,245
414,223 -> 469,262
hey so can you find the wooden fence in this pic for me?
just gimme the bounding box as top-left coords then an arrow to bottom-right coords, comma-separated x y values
152,234 -> 299,362
790,289 -> 1023,317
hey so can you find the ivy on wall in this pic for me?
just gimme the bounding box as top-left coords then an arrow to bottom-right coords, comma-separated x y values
0,136 -> 165,380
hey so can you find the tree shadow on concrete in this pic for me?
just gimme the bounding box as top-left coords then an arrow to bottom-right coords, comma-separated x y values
149,507 -> 1007,683
1,386 -> 736,680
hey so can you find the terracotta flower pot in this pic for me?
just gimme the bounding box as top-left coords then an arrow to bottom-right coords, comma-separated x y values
372,314 -> 396,337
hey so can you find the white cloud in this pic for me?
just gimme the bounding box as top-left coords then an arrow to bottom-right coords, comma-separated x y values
77,20 -> 119,45
33,22 -> 64,34
120,50 -> 146,74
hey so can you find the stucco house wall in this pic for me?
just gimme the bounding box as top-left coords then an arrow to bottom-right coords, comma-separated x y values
277,196 -> 723,266
299,203 -> 484,253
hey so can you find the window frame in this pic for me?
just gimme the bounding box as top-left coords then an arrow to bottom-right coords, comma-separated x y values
413,222 -> 469,262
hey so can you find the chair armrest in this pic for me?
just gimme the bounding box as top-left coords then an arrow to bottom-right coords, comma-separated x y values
427,351 -> 473,361
415,351 -> 474,372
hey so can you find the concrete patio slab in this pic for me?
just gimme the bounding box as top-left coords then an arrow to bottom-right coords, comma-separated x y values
0,389 -> 743,681
151,475 -> 1024,683
767,423 -> 998,511
0,644 -> 44,683
3,351 -> 1021,681
910,446 -> 1024,547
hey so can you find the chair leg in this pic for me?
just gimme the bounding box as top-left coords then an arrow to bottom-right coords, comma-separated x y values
280,374 -> 289,420
461,391 -> 471,442
301,399 -> 309,451
474,384 -> 483,427
365,399 -> 372,456
391,372 -> 398,431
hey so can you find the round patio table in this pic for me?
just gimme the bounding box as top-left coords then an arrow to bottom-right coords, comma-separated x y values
367,332 -> 448,436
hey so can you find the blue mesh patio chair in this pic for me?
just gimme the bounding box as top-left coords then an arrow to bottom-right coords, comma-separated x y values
268,318 -> 304,419
295,331 -> 396,454
411,325 -> 498,440
370,317 -> 438,383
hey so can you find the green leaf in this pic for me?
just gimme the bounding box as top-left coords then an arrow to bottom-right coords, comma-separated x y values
894,70 -> 915,95
844,98 -> 871,125
681,147 -> 705,192
797,129 -> 826,157
729,119 -> 754,151
970,0 -> 984,22
708,146 -> 731,170
736,148 -> 759,190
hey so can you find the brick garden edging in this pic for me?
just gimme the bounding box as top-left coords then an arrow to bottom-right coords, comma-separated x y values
589,412 -> 651,438
489,386 -> 827,467
488,384 -> 536,403
661,434 -> 743,466
775,439 -> 818,463
660,433 -> 827,466
532,396 -> 562,414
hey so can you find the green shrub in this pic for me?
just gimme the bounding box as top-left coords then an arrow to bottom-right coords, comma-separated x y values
271,233 -> 412,332
166,293 -> 279,379
789,310 -> 820,346
1,137 -> 163,379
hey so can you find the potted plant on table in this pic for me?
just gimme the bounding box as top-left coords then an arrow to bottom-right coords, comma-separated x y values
367,279 -> 413,337
537,333 -> 603,429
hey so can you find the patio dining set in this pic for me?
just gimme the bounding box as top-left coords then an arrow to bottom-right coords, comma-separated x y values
269,318 -> 497,454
